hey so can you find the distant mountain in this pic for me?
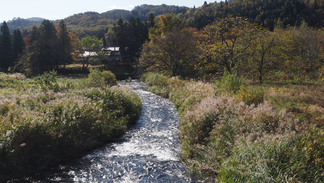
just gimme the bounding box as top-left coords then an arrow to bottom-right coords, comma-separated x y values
59,4 -> 190,38
184,0 -> 324,30
3,4 -> 190,37
26,17 -> 45,22
4,17 -> 45,33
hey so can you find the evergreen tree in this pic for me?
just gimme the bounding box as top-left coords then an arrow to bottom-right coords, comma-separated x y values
0,21 -> 13,69
57,20 -> 72,70
115,19 -> 128,61
38,20 -> 59,72
114,17 -> 149,63
27,26 -> 41,75
12,29 -> 25,62
147,13 -> 155,29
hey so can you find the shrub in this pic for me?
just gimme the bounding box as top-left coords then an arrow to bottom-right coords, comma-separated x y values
142,72 -> 168,87
102,70 -> 117,87
216,71 -> 244,95
35,71 -> 59,92
237,86 -> 264,106
87,69 -> 105,87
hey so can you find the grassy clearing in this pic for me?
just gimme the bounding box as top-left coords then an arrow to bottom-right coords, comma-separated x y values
0,70 -> 141,181
142,72 -> 324,182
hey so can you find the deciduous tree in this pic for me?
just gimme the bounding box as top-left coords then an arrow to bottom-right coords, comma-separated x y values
204,16 -> 257,74
139,28 -> 199,77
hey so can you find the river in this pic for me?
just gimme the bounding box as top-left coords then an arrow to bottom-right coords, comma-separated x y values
13,80 -> 191,182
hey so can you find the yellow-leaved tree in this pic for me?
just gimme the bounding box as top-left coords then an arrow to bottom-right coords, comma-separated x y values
139,14 -> 200,77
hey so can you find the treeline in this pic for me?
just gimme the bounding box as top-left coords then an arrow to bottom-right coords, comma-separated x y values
0,22 -> 25,71
185,0 -> 324,30
139,14 -> 324,83
0,20 -> 81,75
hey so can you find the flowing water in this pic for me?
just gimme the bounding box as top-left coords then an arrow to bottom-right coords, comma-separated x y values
14,80 -> 191,182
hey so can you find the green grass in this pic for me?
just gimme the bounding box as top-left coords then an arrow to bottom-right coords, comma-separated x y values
0,71 -> 142,181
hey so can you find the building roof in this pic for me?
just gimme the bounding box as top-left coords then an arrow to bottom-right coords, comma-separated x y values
80,51 -> 98,57
102,47 -> 120,52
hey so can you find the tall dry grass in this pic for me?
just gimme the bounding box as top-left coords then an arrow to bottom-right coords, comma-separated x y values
0,71 -> 142,181
142,72 -> 324,182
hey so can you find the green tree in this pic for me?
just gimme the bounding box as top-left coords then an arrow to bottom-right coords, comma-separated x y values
12,29 -> 25,63
38,20 -> 59,72
0,21 -> 13,69
57,20 -> 72,70
80,36 -> 103,69
14,20 -> 60,75
114,17 -> 149,63
115,19 -> 128,61
81,36 -> 103,51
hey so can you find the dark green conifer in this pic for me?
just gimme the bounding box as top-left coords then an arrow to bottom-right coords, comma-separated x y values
0,21 -> 13,69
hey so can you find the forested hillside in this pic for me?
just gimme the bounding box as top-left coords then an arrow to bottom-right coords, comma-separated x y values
186,0 -> 324,30
4,0 -> 323,38
4,17 -> 44,35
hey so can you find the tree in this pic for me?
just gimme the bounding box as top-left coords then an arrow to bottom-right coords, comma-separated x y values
12,29 -> 25,62
149,13 -> 187,39
57,20 -> 72,70
204,16 -> 256,74
15,26 -> 41,75
81,36 -> 103,51
14,20 -> 60,75
139,13 -> 200,77
0,21 -> 13,69
281,27 -> 324,79
38,20 -> 59,72
114,17 -> 149,63
248,30 -> 276,84
80,36 -> 103,69
114,19 -> 128,61
139,28 -> 199,77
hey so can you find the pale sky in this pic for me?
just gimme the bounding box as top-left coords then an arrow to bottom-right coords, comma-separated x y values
0,0 -> 216,23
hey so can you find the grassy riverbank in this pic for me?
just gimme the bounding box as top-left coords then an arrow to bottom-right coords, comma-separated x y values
142,72 -> 324,182
0,70 -> 142,181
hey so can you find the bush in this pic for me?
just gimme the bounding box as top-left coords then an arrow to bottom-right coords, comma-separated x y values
35,71 -> 59,92
142,72 -> 168,87
237,86 -> 264,106
102,70 -> 117,87
86,69 -> 117,88
87,69 -> 105,87
216,71 -> 244,95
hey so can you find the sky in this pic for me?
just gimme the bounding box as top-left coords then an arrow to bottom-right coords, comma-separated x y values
0,0 -> 215,23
